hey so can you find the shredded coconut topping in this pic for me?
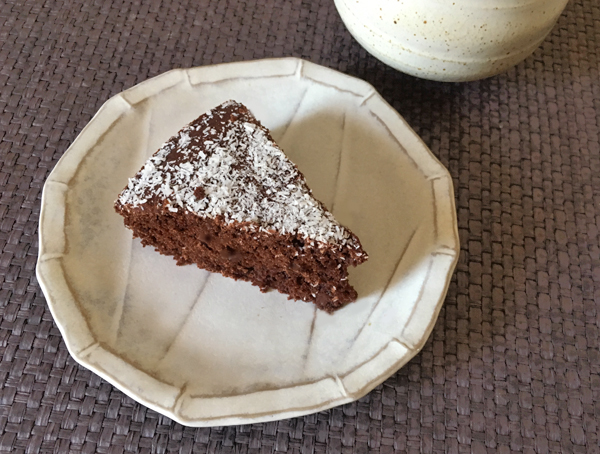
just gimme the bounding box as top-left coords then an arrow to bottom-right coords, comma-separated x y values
118,101 -> 359,248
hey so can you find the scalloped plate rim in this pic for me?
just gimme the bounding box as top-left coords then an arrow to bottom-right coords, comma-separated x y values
36,57 -> 459,426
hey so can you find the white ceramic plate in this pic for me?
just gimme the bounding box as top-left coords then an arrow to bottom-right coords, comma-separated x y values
36,58 -> 459,426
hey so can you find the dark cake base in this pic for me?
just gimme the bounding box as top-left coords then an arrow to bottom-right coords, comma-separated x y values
117,203 -> 359,312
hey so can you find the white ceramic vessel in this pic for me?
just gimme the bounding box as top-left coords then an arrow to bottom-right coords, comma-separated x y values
37,58 -> 459,426
334,0 -> 569,82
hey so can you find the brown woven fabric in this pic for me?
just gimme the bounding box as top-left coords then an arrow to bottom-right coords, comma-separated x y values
1,0 -> 599,452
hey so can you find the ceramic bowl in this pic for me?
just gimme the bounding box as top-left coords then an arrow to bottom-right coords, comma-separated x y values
334,0 -> 568,82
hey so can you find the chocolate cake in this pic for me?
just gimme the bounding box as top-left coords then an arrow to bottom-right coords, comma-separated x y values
114,100 -> 367,312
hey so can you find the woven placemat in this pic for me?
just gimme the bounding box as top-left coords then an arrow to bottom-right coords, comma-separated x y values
1,0 -> 599,452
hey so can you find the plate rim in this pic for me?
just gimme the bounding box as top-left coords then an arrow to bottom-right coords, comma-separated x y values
36,57 -> 459,426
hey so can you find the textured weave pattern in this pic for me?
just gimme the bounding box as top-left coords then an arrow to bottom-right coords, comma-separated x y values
1,0 -> 599,452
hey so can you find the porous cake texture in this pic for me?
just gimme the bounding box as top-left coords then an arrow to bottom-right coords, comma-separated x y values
115,100 -> 367,312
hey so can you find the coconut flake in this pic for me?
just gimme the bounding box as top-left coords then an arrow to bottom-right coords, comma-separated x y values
117,101 -> 360,248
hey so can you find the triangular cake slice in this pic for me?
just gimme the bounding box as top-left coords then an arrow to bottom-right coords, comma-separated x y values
115,100 -> 367,312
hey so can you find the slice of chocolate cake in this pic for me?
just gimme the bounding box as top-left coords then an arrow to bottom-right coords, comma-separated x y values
114,100 -> 367,312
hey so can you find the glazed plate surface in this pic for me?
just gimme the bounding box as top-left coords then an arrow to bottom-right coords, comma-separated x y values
36,58 -> 459,426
